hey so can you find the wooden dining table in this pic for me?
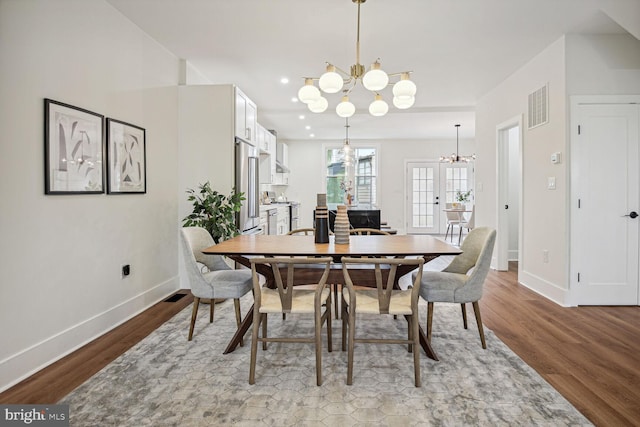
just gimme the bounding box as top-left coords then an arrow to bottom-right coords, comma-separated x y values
203,233 -> 461,360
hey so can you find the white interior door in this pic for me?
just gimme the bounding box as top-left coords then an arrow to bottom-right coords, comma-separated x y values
406,162 -> 440,234
572,103 -> 639,305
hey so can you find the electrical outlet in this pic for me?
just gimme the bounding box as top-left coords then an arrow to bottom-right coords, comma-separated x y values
122,264 -> 131,278
542,250 -> 549,263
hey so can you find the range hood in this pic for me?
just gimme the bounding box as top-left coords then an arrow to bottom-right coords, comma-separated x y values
275,160 -> 290,173
274,133 -> 290,173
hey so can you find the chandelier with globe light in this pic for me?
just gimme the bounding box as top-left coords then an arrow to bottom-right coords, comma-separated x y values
297,0 -> 417,118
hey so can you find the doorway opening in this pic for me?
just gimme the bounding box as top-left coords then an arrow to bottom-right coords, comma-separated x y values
496,116 -> 523,272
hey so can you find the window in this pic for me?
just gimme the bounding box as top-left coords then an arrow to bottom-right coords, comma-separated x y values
326,146 -> 377,206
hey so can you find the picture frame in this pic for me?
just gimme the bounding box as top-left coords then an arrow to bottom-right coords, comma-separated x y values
44,99 -> 105,194
106,118 -> 146,194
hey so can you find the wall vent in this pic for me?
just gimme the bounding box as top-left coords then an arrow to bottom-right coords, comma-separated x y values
528,84 -> 548,129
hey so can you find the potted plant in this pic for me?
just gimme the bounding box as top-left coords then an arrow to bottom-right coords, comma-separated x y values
453,189 -> 473,209
182,182 -> 245,243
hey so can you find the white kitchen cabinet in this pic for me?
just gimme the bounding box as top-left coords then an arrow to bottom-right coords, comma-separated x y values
259,210 -> 268,235
276,205 -> 290,235
256,123 -> 272,153
235,87 -> 257,143
274,172 -> 289,185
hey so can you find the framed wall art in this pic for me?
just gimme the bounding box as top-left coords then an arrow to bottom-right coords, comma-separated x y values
106,118 -> 146,194
44,99 -> 105,194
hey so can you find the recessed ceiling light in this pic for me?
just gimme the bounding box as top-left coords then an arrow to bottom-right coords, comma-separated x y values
310,133 -> 315,138
280,77 -> 289,84
298,115 -> 305,120
291,97 -> 298,103
305,125 -> 311,130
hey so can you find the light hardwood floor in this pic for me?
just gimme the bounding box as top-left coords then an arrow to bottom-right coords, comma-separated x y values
1,263 -> 639,426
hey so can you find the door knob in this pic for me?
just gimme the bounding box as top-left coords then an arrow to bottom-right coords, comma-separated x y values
623,211 -> 638,218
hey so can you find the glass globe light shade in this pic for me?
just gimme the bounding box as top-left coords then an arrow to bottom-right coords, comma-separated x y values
297,78 -> 321,104
393,95 -> 415,109
318,65 -> 343,94
308,96 -> 328,113
336,96 -> 355,118
393,74 -> 417,98
362,62 -> 389,91
369,95 -> 389,117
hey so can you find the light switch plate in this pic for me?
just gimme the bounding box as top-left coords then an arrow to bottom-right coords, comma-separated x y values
548,177 -> 556,190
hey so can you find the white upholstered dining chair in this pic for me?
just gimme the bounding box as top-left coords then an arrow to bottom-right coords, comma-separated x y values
180,227 -> 253,341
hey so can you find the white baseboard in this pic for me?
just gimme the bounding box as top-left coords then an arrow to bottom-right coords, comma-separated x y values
0,276 -> 180,393
519,269 -> 572,307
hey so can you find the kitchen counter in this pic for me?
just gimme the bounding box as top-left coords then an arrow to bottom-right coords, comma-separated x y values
260,203 -> 288,212
327,207 -> 381,231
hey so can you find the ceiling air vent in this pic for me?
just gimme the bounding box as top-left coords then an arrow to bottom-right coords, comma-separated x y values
528,84 -> 548,129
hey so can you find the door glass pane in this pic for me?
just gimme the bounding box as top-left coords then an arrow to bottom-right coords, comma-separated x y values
410,166 -> 435,230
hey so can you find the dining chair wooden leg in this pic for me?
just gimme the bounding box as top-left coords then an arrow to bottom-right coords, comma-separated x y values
333,284 -> 340,319
261,313 -> 268,351
411,313 -> 421,387
407,316 -> 413,353
209,299 -> 215,323
234,299 -> 244,347
188,297 -> 200,341
249,306 -> 261,385
472,301 -> 487,349
341,295 -> 348,352
315,302 -> 323,386
426,302 -> 434,344
461,303 -> 468,329
346,303 -> 356,385
326,292 -> 333,352
445,224 -> 451,241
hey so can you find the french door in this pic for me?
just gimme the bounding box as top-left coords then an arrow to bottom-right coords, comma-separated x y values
406,162 -> 474,234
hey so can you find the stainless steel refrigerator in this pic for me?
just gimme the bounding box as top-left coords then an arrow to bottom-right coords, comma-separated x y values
235,137 -> 261,234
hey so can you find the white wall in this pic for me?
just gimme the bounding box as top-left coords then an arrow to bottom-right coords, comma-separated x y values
566,34 -> 640,95
283,137 -> 476,233
475,37 -> 568,302
475,32 -> 640,306
0,0 -> 180,391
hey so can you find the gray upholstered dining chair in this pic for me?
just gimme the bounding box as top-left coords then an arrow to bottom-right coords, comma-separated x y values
414,226 -> 496,349
341,256 -> 425,387
249,256 -> 333,386
180,227 -> 253,341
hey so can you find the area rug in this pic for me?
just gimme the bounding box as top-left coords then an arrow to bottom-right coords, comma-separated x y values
60,295 -> 592,426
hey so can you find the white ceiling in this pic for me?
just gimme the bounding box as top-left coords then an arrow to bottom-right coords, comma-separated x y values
106,0 -> 631,141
